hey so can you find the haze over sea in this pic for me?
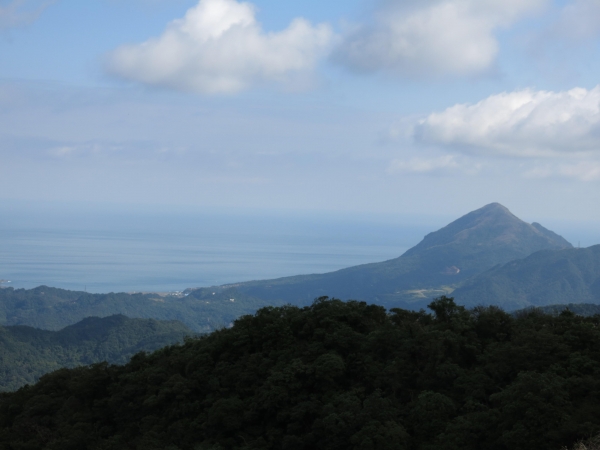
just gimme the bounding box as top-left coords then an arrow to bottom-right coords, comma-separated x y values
3,204 -> 599,294
0,204 -> 441,294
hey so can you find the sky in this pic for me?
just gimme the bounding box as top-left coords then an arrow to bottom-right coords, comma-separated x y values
2,0 -> 600,224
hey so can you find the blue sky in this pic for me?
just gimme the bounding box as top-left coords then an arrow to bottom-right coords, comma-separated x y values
2,0 -> 600,223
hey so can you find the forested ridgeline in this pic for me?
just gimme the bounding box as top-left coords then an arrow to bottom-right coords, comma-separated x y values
0,315 -> 192,391
0,286 -> 276,332
1,298 -> 600,449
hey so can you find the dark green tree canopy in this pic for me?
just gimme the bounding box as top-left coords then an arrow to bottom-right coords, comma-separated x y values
1,297 -> 600,450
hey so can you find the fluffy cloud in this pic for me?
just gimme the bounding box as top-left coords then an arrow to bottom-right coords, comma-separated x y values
106,0 -> 334,94
415,86 -> 600,157
334,0 -> 545,77
0,0 -> 51,30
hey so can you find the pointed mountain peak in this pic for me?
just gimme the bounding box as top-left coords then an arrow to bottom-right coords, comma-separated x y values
459,202 -> 515,221
479,202 -> 510,212
401,203 -> 572,270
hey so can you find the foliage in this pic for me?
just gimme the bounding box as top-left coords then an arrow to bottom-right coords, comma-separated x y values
1,297 -> 600,449
565,435 -> 600,450
516,303 -> 600,317
0,315 -> 192,391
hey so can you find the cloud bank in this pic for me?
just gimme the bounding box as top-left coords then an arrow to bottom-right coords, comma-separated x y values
106,0 -> 334,94
415,85 -> 600,157
334,0 -> 546,77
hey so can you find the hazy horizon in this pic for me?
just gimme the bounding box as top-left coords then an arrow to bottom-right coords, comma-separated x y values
2,202 -> 600,293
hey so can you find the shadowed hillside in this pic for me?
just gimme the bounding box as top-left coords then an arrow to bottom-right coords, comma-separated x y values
453,245 -> 600,310
0,315 -> 192,391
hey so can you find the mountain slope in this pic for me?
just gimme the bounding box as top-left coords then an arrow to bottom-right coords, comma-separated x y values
452,245 -> 600,310
0,315 -> 192,391
189,203 -> 573,308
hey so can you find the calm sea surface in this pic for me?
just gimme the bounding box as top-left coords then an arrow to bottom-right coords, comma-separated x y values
0,210 -> 434,293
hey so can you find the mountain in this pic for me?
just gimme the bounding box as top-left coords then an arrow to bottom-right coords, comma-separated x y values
452,245 -> 600,310
0,315 -> 192,391
188,203 -> 573,309
401,203 -> 572,267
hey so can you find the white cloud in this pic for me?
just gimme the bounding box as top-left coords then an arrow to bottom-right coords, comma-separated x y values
0,0 -> 52,30
106,0 -> 334,94
333,0 -> 546,77
415,85 -> 600,157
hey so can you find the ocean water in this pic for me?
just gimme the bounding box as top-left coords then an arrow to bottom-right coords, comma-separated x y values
0,208 -> 434,293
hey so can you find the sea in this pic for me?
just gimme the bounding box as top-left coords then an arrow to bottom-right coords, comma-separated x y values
3,205 -> 598,294
0,207 -> 439,294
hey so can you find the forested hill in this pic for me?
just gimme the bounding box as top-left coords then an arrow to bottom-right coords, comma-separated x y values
0,315 -> 192,391
0,285 -> 277,332
452,245 -> 600,310
187,203 -> 573,309
2,298 -> 600,450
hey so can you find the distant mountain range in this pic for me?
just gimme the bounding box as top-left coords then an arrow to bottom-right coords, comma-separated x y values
0,315 -> 192,391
